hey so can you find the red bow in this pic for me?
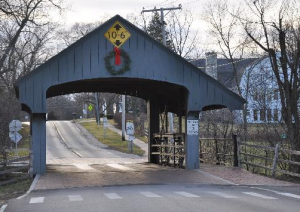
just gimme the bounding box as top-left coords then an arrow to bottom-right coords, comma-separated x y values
114,47 -> 121,65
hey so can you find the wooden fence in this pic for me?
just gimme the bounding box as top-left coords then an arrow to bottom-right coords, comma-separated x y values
239,141 -> 300,178
0,155 -> 31,186
200,136 -> 300,178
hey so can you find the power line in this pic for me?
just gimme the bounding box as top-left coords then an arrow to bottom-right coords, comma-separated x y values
143,0 -> 171,9
191,57 -> 255,69
183,0 -> 201,5
160,0 -> 180,7
141,5 -> 182,46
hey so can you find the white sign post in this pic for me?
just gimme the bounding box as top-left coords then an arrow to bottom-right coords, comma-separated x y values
187,120 -> 199,135
126,121 -> 134,153
103,117 -> 108,138
9,120 -> 22,156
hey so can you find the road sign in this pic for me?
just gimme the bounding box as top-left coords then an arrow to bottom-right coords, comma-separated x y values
88,104 -> 93,111
9,120 -> 22,132
9,131 -> 22,144
187,120 -> 198,135
126,121 -> 134,135
104,21 -> 131,48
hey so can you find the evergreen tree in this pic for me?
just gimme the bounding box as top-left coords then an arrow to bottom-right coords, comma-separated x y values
146,11 -> 174,50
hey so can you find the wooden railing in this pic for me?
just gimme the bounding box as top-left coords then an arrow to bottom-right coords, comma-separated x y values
199,136 -> 300,178
0,155 -> 31,186
239,142 -> 300,178
151,133 -> 185,168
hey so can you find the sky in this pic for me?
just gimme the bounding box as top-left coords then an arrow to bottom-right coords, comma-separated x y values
61,0 -> 205,24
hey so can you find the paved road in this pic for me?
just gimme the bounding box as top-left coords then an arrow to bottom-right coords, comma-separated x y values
46,121 -> 142,161
5,184 -> 300,212
3,121 -> 300,212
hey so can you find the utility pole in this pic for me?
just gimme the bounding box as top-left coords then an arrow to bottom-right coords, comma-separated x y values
142,5 -> 182,136
122,95 -> 126,141
94,93 -> 100,125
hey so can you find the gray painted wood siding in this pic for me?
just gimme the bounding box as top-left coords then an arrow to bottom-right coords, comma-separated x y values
16,15 -> 245,113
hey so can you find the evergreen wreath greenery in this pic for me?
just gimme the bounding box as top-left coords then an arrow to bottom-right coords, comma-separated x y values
104,49 -> 131,75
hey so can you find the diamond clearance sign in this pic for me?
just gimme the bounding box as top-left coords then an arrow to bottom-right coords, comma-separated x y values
104,21 -> 131,48
104,21 -> 132,75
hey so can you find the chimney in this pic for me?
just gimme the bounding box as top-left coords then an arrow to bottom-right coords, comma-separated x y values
205,52 -> 217,79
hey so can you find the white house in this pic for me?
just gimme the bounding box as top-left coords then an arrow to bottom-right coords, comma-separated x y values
192,53 -> 282,123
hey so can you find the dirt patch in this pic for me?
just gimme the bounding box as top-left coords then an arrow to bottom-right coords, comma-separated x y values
0,179 -> 32,207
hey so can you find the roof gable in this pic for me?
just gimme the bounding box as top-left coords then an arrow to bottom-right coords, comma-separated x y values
15,15 -> 245,113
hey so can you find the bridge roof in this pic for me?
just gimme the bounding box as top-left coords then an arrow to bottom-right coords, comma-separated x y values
15,15 -> 245,114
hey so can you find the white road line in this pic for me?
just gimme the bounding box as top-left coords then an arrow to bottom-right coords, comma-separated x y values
0,205 -> 7,212
140,192 -> 162,198
196,170 -> 238,185
208,191 -> 238,199
243,192 -> 277,200
174,191 -> 200,198
17,174 -> 40,199
106,163 -> 135,171
52,122 -> 83,158
73,164 -> 96,171
29,197 -> 45,203
278,193 -> 300,199
248,186 -> 300,200
68,195 -> 83,201
104,193 -> 122,199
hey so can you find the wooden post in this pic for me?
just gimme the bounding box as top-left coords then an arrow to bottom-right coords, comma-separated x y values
237,137 -> 241,167
272,144 -> 280,178
29,150 -> 33,178
233,134 -> 239,167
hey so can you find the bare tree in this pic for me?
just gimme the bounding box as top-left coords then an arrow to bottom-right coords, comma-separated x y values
202,0 -> 255,143
0,0 -> 63,88
0,0 -> 63,157
239,0 -> 300,172
168,9 -> 200,58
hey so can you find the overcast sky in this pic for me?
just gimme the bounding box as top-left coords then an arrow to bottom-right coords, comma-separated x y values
61,0 -> 205,24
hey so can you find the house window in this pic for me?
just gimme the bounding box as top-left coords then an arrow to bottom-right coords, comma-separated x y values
253,91 -> 258,101
267,109 -> 272,121
246,110 -> 250,117
267,92 -> 272,102
253,109 -> 258,121
260,109 -> 265,121
274,90 -> 279,100
274,109 -> 278,121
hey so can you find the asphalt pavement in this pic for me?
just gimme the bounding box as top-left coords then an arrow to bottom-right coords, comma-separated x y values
4,184 -> 300,212
2,120 -> 300,212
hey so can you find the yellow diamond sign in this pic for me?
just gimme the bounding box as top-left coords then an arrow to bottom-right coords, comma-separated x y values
104,21 -> 131,48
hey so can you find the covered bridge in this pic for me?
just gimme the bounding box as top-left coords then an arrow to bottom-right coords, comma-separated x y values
15,15 -> 245,174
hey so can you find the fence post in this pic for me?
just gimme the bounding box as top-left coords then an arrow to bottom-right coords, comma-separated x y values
233,134 -> 239,167
29,150 -> 33,178
272,144 -> 280,178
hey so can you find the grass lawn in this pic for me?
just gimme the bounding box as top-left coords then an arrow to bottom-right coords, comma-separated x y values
80,121 -> 145,156
108,119 -> 148,143
0,179 -> 33,207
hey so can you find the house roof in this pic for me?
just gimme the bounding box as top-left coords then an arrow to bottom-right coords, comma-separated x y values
191,58 -> 259,88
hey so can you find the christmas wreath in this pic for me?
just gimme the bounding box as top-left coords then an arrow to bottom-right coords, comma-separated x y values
105,47 -> 131,75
